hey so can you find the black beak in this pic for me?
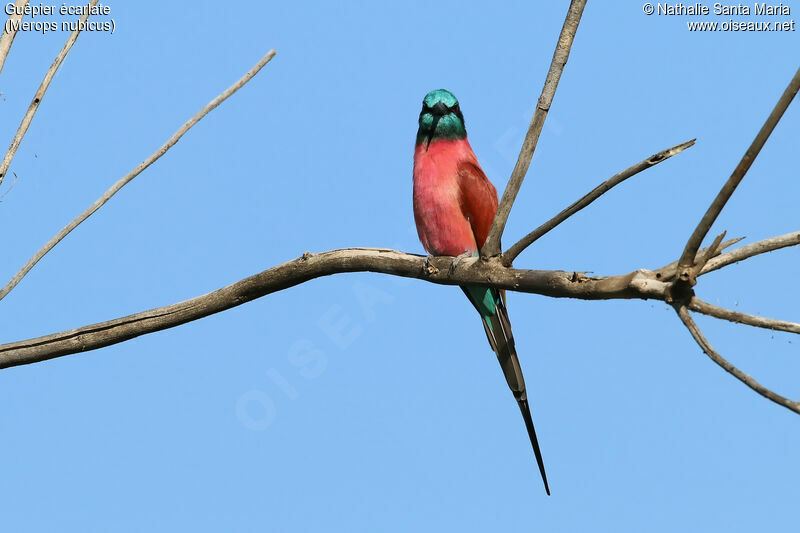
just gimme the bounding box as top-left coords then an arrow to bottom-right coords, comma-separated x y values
426,114 -> 441,151
425,102 -> 449,151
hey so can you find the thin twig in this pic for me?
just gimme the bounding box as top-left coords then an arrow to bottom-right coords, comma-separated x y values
0,171 -> 19,201
0,0 -> 29,78
0,0 -> 98,187
689,297 -> 800,335
701,231 -> 800,275
481,0 -> 586,258
677,66 -> 800,276
0,49 -> 277,303
504,139 -> 696,264
675,305 -> 800,415
692,230 -> 726,277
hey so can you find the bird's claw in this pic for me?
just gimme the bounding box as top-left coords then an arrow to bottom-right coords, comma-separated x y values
449,250 -> 474,276
423,254 -> 438,275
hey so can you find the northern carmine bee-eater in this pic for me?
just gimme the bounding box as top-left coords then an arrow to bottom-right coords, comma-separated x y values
412,89 -> 550,495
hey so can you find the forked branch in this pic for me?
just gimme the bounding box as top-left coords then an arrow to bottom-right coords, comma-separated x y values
504,139 -> 696,265
2,239 -> 799,371
675,305 -> 800,415
655,237 -> 743,282
676,66 -> 800,280
702,231 -> 800,275
482,0 -> 587,258
0,248 -> 673,369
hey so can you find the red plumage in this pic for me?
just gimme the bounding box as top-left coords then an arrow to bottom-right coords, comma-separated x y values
412,131 -> 551,495
413,138 -> 498,256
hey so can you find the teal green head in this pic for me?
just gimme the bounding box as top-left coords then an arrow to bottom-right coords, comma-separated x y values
417,89 -> 467,149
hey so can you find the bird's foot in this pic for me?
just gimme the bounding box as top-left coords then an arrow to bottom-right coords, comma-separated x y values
423,254 -> 438,276
449,250 -> 474,276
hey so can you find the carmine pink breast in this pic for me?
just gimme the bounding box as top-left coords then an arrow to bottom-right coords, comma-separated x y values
413,138 -> 488,256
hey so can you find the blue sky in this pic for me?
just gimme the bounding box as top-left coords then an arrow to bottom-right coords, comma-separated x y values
1,2 -> 798,531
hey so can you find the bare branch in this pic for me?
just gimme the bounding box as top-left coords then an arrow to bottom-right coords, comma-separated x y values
0,0 -> 98,187
688,297 -> 800,335
0,0 -> 29,77
481,0 -> 586,258
504,139 -> 696,265
0,247 -> 672,369
701,231 -> 800,275
674,305 -> 800,415
654,237 -> 743,282
1,242 -> 795,422
0,49 -> 277,303
677,66 -> 800,275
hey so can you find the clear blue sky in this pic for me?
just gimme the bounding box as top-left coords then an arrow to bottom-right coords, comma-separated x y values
1,2 -> 798,531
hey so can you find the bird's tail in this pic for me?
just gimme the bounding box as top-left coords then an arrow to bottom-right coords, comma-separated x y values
464,286 -> 550,495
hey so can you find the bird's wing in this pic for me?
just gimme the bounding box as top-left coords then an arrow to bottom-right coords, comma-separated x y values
457,160 -> 498,251
458,159 -> 505,304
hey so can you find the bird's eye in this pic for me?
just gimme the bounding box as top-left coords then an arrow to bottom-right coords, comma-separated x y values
452,104 -> 461,114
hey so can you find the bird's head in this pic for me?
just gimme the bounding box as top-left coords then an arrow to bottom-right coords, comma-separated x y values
417,89 -> 467,150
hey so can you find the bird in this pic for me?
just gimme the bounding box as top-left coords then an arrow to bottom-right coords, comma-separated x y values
412,88 -> 550,495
